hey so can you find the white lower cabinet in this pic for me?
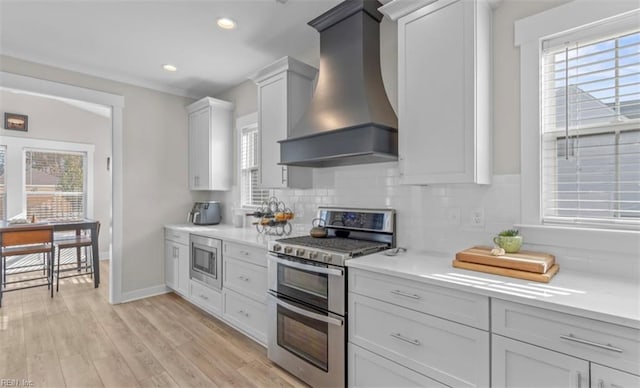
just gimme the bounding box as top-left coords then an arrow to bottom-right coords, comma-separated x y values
492,334 -> 589,388
222,288 -> 267,345
591,363 -> 640,388
348,268 -> 490,388
492,299 -> 640,388
222,241 -> 268,345
348,344 -> 447,388
164,228 -> 189,296
190,279 -> 222,315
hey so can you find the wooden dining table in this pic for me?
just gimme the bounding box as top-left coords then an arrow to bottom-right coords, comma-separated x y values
0,218 -> 100,288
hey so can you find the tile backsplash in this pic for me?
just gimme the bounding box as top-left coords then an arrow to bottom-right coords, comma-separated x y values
211,162 -> 520,256
205,161 -> 637,280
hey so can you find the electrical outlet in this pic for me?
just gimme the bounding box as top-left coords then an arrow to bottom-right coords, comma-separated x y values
470,208 -> 485,227
447,208 -> 461,225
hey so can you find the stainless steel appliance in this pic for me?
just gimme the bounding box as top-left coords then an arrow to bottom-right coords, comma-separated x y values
267,206 -> 395,387
188,201 -> 222,225
190,234 -> 222,290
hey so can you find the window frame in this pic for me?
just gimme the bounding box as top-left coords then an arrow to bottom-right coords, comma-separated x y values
0,136 -> 94,220
515,0 -> 639,253
236,112 -> 269,209
24,147 -> 88,220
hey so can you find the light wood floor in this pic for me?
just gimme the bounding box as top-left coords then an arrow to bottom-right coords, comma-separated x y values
0,260 -> 307,388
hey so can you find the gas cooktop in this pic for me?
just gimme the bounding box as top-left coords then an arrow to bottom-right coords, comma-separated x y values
268,207 -> 396,266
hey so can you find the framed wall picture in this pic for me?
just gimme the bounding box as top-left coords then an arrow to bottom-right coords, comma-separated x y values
4,112 -> 28,131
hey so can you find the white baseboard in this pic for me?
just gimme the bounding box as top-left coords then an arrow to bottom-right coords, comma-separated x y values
117,284 -> 171,304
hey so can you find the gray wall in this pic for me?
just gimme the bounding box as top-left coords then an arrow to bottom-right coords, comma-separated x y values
0,90 -> 112,253
0,54 -> 197,294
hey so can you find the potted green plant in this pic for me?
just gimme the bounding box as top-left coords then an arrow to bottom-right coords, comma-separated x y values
493,229 -> 523,253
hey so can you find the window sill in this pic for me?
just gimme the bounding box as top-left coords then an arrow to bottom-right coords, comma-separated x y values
515,223 -> 639,256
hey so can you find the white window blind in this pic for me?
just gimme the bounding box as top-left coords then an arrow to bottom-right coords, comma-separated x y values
0,146 -> 5,220
240,125 -> 269,208
541,22 -> 640,228
25,149 -> 86,220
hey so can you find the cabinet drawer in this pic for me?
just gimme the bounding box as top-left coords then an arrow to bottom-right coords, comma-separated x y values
492,299 -> 640,375
165,228 -> 189,245
223,241 -> 267,267
349,344 -> 448,388
349,268 -> 489,330
349,293 -> 489,388
190,280 -> 222,316
223,288 -> 267,345
223,257 -> 267,303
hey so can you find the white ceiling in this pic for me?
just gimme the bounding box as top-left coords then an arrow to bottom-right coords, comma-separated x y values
0,0 -> 343,98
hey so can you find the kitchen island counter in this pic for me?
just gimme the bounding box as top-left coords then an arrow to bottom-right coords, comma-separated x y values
347,250 -> 640,329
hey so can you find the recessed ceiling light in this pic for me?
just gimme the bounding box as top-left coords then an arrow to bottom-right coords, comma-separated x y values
162,64 -> 177,72
217,17 -> 236,30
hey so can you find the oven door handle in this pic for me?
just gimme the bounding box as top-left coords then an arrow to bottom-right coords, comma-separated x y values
270,293 -> 344,327
269,254 -> 344,277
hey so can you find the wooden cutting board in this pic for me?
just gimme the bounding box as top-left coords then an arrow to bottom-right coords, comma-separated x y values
452,260 -> 560,283
456,246 -> 555,274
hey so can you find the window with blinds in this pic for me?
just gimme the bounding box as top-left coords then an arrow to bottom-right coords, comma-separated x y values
240,125 -> 269,208
0,146 -> 5,220
541,20 -> 640,228
25,149 -> 86,220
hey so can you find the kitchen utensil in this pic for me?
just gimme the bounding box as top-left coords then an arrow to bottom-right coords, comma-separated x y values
310,218 -> 327,238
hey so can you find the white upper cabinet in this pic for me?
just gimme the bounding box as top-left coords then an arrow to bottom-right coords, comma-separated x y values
250,57 -> 317,189
186,97 -> 234,191
380,0 -> 492,184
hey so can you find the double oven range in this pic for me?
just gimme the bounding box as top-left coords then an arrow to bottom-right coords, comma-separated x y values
267,207 -> 396,387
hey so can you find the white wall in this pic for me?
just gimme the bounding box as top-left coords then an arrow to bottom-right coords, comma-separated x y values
0,55 -> 198,295
0,90 -> 112,254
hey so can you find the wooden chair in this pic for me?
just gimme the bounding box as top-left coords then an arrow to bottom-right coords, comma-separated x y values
0,225 -> 55,307
54,221 -> 100,291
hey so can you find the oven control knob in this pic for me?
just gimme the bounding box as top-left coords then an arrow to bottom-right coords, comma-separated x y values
296,249 -> 305,256
322,253 -> 330,262
284,247 -> 293,254
272,244 -> 282,252
309,251 -> 318,260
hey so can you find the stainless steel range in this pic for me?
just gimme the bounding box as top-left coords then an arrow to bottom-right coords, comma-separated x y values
267,207 -> 395,387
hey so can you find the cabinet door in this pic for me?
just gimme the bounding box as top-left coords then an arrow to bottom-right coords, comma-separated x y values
164,240 -> 178,290
176,242 -> 189,296
398,0 -> 490,184
591,364 -> 640,388
188,107 -> 210,190
258,73 -> 288,189
492,334 -> 589,388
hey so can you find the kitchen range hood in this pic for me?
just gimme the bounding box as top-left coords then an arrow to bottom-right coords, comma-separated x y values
279,0 -> 398,168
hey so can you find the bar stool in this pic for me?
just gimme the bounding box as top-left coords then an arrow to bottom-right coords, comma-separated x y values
54,221 -> 100,291
0,225 -> 55,307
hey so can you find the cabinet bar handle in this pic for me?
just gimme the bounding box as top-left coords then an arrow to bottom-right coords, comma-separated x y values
598,379 -> 605,388
199,294 -> 209,301
390,289 -> 421,300
560,334 -> 623,353
238,276 -> 249,282
577,372 -> 582,388
390,333 -> 421,346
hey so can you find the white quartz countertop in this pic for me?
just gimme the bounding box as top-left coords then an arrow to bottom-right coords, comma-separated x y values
347,250 -> 640,329
165,223 -> 282,249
